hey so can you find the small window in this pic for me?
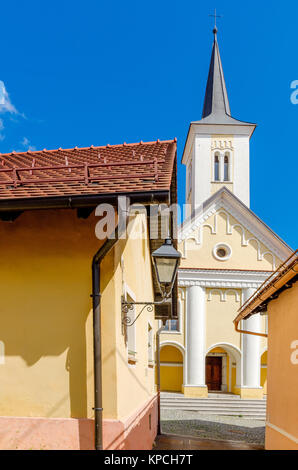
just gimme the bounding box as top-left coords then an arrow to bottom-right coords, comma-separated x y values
148,323 -> 154,364
224,155 -> 229,181
214,155 -> 220,181
164,319 -> 179,332
163,301 -> 180,332
125,295 -> 137,363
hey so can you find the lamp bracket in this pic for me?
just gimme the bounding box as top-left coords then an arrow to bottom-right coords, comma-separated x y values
121,297 -> 170,327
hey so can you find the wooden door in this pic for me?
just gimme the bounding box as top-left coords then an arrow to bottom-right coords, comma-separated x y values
206,357 -> 222,391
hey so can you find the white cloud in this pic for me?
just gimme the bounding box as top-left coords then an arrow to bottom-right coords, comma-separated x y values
20,136 -> 36,152
0,81 -> 18,115
0,118 -> 4,141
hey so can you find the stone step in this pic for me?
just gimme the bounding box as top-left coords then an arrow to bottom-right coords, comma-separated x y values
161,400 -> 266,407
161,393 -> 266,418
161,404 -> 266,411
161,408 -> 266,418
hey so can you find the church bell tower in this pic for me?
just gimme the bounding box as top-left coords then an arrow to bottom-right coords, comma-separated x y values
182,26 -> 256,216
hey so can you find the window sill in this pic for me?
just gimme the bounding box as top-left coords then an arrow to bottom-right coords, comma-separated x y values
128,351 -> 138,364
161,330 -> 181,335
211,181 -> 233,184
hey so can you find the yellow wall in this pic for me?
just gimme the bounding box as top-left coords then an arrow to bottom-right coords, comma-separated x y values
179,211 -> 281,271
206,290 -> 241,351
266,282 -> 298,450
0,210 -> 158,423
107,215 -> 158,420
160,346 -> 183,392
0,210 -> 101,419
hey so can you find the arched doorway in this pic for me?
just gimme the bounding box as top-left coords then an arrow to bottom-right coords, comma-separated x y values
260,350 -> 267,395
160,344 -> 184,393
205,343 -> 241,394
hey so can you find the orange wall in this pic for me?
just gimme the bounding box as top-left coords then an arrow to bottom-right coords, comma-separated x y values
266,282 -> 298,450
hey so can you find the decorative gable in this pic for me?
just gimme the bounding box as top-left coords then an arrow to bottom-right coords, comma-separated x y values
179,188 -> 292,272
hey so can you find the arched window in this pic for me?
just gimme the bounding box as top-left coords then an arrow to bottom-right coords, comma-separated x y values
224,155 -> 229,181
214,155 -> 220,181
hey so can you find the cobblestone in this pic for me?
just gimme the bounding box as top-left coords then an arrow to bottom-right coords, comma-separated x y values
161,409 -> 265,445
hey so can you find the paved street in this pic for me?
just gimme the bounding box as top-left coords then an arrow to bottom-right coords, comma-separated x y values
160,409 -> 265,446
154,433 -> 264,450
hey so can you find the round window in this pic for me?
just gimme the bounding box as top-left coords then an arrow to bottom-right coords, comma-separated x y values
213,243 -> 232,261
217,247 -> 227,258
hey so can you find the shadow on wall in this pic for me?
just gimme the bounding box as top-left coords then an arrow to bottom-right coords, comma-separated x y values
0,210 -> 103,421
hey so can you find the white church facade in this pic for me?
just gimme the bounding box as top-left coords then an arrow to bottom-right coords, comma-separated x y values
160,26 -> 293,399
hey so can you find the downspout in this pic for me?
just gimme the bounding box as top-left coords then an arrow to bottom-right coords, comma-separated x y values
156,321 -> 166,436
91,222 -> 125,450
234,317 -> 268,338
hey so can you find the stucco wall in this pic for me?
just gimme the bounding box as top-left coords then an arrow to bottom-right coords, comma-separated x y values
0,210 -> 158,449
266,282 -> 298,450
0,209 -> 101,419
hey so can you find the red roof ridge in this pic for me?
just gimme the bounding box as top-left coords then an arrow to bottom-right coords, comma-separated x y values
0,138 -> 176,159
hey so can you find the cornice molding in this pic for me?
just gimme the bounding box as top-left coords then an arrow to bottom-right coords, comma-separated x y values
178,268 -> 271,289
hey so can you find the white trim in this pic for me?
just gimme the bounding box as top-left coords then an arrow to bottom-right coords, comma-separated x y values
207,288 -> 241,302
179,269 -> 270,289
123,283 -> 136,302
161,362 -> 183,367
260,347 -> 268,357
212,242 -> 232,261
147,320 -> 154,364
160,341 -> 185,356
206,342 -> 242,392
206,342 -> 242,358
123,284 -> 137,363
179,189 -> 291,261
266,422 -> 298,444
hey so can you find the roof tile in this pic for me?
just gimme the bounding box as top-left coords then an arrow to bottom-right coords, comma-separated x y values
0,139 -> 176,201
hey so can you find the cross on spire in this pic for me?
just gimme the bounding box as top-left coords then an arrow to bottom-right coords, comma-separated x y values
209,8 -> 222,31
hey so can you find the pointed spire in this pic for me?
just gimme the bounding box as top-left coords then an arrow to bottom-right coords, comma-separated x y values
202,27 -> 231,120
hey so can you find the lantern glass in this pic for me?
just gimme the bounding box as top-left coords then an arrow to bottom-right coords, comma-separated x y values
154,257 -> 178,285
152,238 -> 181,295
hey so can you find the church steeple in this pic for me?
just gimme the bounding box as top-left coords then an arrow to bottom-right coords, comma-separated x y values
198,28 -> 253,126
202,27 -> 231,120
182,25 -> 257,216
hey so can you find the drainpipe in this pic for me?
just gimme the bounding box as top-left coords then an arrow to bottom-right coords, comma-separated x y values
92,202 -> 130,450
234,319 -> 268,338
156,321 -> 166,436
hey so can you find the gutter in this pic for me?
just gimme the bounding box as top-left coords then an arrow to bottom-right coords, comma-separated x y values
234,250 -> 298,339
0,190 -> 170,212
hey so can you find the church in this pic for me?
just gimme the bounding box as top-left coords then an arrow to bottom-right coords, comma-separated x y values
160,26 -> 293,399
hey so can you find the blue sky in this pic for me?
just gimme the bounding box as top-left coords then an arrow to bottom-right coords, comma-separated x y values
0,0 -> 297,248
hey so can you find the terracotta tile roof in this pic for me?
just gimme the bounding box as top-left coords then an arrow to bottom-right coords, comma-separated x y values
0,139 -> 176,201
